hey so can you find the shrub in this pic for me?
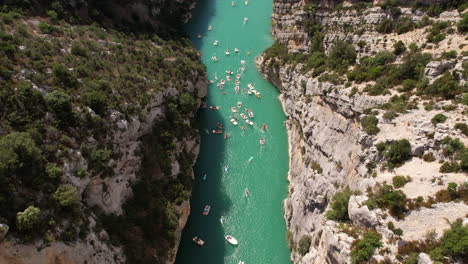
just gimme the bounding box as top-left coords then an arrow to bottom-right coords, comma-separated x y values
439,161 -> 461,173
38,22 -> 55,34
17,206 -> 41,230
439,219 -> 468,260
90,148 -> 112,172
76,168 -> 87,178
45,90 -> 74,126
425,72 -> 463,99
83,90 -> 109,116
376,19 -> 394,33
351,231 -> 383,264
370,184 -> 407,218
71,42 -> 88,57
53,184 -> 79,207
395,16 -> 415,34
431,113 -> 448,125
457,13 -> 468,33
423,152 -> 436,162
454,123 -> 468,137
311,161 -> 323,174
385,139 -> 412,166
326,188 -> 354,222
298,235 -> 312,256
46,163 -> 62,179
361,115 -> 380,135
393,41 -> 406,55
392,175 -> 412,188
328,41 -> 356,71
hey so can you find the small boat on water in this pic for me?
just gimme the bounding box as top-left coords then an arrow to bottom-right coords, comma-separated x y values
226,70 -> 233,74
237,102 -> 242,108
224,165 -> 229,172
216,123 -> 224,129
208,25 -> 213,31
225,235 -> 238,245
235,86 -> 239,93
246,120 -> 254,126
212,129 -> 223,134
260,138 -> 265,145
248,111 -> 254,118
234,48 -> 240,53
230,119 -> 238,125
241,60 -> 245,65
235,80 -> 240,85
247,83 -> 254,89
209,106 -> 220,110
240,113 -> 247,119
220,80 -> 225,85
213,40 -> 219,45
197,34 -> 202,39
225,50 -> 230,55
232,1 -> 235,6
203,174 -> 207,181
224,133 -> 229,139
236,74 -> 241,79
255,92 -> 262,98
247,90 -> 252,95
239,262 -> 245,264
245,188 -> 249,196
202,205 -> 211,215
248,156 -> 253,162
226,76 -> 232,81
262,124 -> 267,130
231,107 -> 237,113
243,17 -> 248,23
193,236 -> 204,246
212,56 -> 218,61
201,102 -> 207,108
241,66 -> 246,72
245,0 -> 249,5
220,217 -> 224,224
208,80 -> 214,84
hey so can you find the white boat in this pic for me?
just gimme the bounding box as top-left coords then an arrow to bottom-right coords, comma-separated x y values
227,76 -> 232,81
225,50 -> 230,55
230,119 -> 238,125
208,25 -> 213,31
235,80 -> 240,85
237,102 -> 242,108
197,34 -> 202,39
239,262 -> 245,264
225,235 -> 238,245
231,107 -> 237,113
240,113 -> 247,119
236,74 -> 241,79
248,111 -> 254,118
247,83 -> 254,89
212,56 -> 218,61
246,120 -> 254,126
243,17 -> 248,23
226,70 -> 233,74
235,86 -> 239,92
213,40 -> 219,45
220,79 -> 225,84
241,60 -> 245,65
202,205 -> 211,215
193,237 -> 205,246
234,48 -> 239,53
247,90 -> 252,95
260,138 -> 265,145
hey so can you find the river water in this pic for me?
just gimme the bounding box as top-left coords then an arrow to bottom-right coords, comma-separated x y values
176,0 -> 291,263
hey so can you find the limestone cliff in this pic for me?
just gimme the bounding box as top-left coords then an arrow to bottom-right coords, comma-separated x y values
259,0 -> 467,263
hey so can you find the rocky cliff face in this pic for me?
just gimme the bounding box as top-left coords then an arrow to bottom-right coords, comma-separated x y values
259,0 -> 467,263
0,1 -> 206,263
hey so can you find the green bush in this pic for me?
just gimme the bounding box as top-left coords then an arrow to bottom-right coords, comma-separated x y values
53,184 -> 79,207
83,90 -> 109,116
361,115 -> 380,135
439,219 -> 468,260
45,90 -> 74,126
431,113 -> 448,125
46,163 -> 62,179
457,13 -> 468,33
17,206 -> 41,230
328,41 -> 356,71
71,42 -> 88,57
439,161 -> 461,173
423,152 -> 436,162
370,184 -> 407,218
427,22 -> 449,43
298,235 -> 312,256
393,41 -> 406,55
90,148 -> 112,172
326,188 -> 355,222
385,139 -> 412,167
351,231 -> 383,264
395,17 -> 415,34
38,22 -> 55,34
376,19 -> 394,33
392,175 -> 412,188
454,123 -> 468,137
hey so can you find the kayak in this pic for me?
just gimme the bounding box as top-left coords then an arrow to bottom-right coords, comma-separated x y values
225,235 -> 238,245
202,174 -> 207,181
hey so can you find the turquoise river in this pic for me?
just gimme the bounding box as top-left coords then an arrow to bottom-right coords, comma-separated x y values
176,0 -> 291,263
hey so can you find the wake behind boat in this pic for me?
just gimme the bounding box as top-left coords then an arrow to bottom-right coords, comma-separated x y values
225,235 -> 238,245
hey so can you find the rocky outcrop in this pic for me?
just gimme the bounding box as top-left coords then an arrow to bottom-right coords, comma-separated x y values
259,1 -> 467,263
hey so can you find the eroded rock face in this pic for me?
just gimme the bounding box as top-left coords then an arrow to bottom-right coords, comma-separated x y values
260,1 -> 467,263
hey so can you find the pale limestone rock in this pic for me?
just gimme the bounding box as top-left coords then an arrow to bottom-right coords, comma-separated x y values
418,253 -> 433,264
348,195 -> 378,228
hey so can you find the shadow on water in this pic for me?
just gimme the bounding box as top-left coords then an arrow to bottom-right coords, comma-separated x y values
176,0 -> 231,263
